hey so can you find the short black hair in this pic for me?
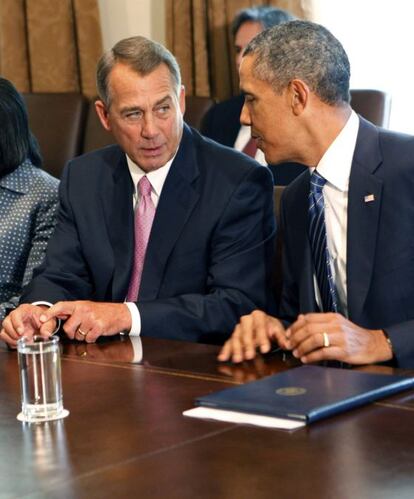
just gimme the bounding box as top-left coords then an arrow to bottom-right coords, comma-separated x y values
0,78 -> 42,176
231,6 -> 294,39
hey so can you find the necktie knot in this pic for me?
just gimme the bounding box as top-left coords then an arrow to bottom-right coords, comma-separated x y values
139,176 -> 152,197
310,170 -> 326,195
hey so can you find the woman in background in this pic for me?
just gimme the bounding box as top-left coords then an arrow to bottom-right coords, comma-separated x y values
0,77 -> 59,322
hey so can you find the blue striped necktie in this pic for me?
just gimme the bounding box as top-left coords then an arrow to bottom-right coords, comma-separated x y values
308,171 -> 338,312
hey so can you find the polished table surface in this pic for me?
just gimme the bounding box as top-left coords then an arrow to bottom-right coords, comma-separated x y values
1,336 -> 414,499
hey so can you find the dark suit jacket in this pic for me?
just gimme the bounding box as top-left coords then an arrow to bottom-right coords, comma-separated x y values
200,94 -> 306,186
21,125 -> 275,344
279,116 -> 414,367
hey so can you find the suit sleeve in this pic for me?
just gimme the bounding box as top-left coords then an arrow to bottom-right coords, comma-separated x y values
20,167 -> 95,303
138,167 -> 276,343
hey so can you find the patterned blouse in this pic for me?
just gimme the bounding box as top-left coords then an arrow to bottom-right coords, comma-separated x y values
0,160 -> 59,322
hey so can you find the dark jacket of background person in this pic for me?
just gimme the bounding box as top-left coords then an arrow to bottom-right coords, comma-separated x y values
201,93 -> 306,185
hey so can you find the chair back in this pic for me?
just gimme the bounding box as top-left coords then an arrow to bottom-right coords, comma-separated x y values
350,89 -> 391,128
23,93 -> 88,178
184,96 -> 215,130
83,101 -> 115,153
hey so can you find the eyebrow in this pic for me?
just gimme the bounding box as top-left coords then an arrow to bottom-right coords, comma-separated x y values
120,95 -> 173,115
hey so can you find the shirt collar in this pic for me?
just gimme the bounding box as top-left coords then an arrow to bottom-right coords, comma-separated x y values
316,110 -> 359,192
126,152 -> 177,198
0,159 -> 33,194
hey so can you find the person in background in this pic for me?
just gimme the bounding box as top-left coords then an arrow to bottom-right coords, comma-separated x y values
0,77 -> 59,322
201,5 -> 306,185
0,36 -> 275,348
218,20 -> 414,368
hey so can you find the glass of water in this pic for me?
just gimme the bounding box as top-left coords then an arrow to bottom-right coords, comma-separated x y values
17,335 -> 69,422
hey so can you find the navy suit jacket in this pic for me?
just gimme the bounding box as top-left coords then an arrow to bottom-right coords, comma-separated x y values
279,117 -> 414,367
200,94 -> 306,186
22,125 -> 275,344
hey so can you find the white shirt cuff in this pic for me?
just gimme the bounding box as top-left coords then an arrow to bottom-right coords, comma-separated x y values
125,302 -> 141,336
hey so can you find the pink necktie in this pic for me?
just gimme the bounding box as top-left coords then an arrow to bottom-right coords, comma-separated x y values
126,176 -> 156,301
242,137 -> 257,158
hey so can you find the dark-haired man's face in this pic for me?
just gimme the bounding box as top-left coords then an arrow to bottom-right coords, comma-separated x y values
239,54 -> 298,165
234,21 -> 263,69
95,62 -> 185,172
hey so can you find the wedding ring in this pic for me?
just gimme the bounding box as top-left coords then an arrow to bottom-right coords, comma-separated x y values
78,328 -> 87,337
323,332 -> 330,348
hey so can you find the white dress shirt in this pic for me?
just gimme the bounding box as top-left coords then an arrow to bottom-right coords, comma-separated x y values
125,153 -> 175,336
234,125 -> 267,166
313,111 -> 359,316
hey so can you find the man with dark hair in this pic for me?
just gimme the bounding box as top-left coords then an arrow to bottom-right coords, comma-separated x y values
1,36 -> 275,347
201,6 -> 305,185
219,20 -> 414,367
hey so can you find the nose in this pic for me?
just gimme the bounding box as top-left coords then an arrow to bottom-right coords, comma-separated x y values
141,114 -> 158,139
240,101 -> 251,126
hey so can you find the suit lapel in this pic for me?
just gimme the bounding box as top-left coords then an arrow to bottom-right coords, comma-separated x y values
139,125 -> 200,300
293,172 -> 319,312
102,151 -> 135,300
347,118 -> 383,321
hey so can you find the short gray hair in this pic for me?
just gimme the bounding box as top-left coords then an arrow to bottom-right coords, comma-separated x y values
96,36 -> 182,107
244,20 -> 350,105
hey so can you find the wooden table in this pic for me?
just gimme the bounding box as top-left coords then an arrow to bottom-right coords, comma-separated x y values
1,336 -> 414,499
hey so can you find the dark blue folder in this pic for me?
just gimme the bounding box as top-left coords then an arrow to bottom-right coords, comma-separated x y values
196,366 -> 414,423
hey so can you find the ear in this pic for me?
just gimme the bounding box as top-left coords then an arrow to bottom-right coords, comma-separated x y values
289,79 -> 310,116
179,85 -> 186,115
95,100 -> 112,131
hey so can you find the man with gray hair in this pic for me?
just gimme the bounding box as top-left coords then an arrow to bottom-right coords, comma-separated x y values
219,20 -> 414,367
1,36 -> 275,347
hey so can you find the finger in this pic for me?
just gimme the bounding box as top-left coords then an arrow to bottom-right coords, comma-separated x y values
288,319 -> 328,350
0,329 -> 18,348
292,331 -> 327,359
1,316 -> 22,341
249,310 -> 273,354
286,314 -> 307,337
238,313 -> 262,359
267,318 -> 288,349
62,315 -> 83,339
5,309 -> 31,338
84,328 -> 100,343
300,345 -> 344,364
217,339 -> 233,362
40,301 -> 75,323
229,324 -> 247,363
39,319 -> 58,338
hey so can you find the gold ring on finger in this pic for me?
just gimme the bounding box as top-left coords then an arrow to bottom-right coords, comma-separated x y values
78,328 -> 87,337
323,332 -> 330,348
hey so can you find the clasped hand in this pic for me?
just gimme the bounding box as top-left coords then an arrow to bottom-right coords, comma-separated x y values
218,310 -> 393,365
0,301 -> 132,348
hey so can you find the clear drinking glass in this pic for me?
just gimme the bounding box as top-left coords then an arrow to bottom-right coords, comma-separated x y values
17,335 -> 69,422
